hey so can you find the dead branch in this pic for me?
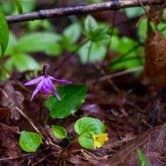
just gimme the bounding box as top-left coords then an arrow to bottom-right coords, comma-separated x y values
6,0 -> 164,23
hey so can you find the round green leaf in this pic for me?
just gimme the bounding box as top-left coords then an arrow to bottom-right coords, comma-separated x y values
45,84 -> 87,119
78,132 -> 94,149
51,125 -> 67,139
19,131 -> 42,152
74,117 -> 105,135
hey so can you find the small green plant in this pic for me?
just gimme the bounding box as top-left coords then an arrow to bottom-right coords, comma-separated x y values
74,117 -> 108,149
18,64 -> 108,152
19,116 -> 108,152
79,15 -> 111,63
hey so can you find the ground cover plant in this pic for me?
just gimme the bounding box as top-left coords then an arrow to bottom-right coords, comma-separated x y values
0,0 -> 166,165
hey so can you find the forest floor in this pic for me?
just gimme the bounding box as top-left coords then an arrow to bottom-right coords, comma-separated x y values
0,1 -> 166,165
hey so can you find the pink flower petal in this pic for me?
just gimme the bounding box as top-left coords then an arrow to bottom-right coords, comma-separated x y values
24,76 -> 43,86
48,76 -> 72,84
31,80 -> 43,101
47,79 -> 61,101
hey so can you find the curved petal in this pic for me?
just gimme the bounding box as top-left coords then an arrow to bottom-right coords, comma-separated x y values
48,76 -> 72,84
47,79 -> 61,101
31,80 -> 43,101
24,76 -> 43,86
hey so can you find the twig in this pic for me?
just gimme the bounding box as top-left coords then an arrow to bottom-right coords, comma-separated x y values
15,106 -> 42,136
0,88 -> 42,136
30,151 -> 56,166
6,0 -> 164,23
0,154 -> 31,161
99,66 -> 143,81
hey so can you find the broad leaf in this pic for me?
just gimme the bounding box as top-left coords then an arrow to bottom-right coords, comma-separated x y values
138,18 -> 147,42
28,20 -> 52,31
5,32 -> 17,55
45,84 -> 87,119
12,53 -> 40,72
0,10 -> 9,55
20,0 -> 35,13
85,15 -> 98,32
136,149 -> 149,166
63,23 -> 81,44
78,132 -> 94,149
19,131 -> 42,152
74,117 -> 105,135
124,7 -> 145,18
110,36 -> 144,70
158,22 -> 166,38
16,33 -> 62,56
0,58 -> 13,81
79,41 -> 107,63
51,125 -> 67,139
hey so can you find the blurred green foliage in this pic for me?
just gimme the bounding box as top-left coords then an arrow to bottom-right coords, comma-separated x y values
1,1 -> 166,81
0,0 -> 35,14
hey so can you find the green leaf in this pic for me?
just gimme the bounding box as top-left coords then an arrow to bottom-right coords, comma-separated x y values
110,35 -> 144,70
28,20 -> 52,31
0,1 -> 14,14
20,0 -> 35,13
45,84 -> 87,119
0,58 -> 13,81
138,18 -> 147,42
60,35 -> 77,52
158,22 -> 166,38
85,15 -> 98,33
162,9 -> 166,21
79,41 -> 107,63
16,33 -> 62,56
5,32 -> 17,55
111,36 -> 138,55
136,149 -> 149,166
63,23 -> 81,44
74,117 -> 105,135
85,25 -> 110,42
78,132 -> 94,149
124,7 -> 145,18
0,10 -> 9,55
51,125 -> 67,139
12,53 -> 40,72
14,0 -> 23,13
19,131 -> 42,152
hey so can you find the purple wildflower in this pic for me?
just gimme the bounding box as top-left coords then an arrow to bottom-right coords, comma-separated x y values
24,64 -> 72,101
